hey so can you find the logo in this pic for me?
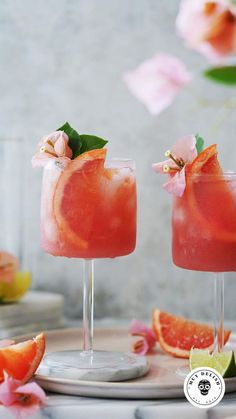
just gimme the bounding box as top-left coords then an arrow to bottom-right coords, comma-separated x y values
184,367 -> 225,408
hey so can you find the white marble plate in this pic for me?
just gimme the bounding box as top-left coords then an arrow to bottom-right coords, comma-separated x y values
15,328 -> 236,399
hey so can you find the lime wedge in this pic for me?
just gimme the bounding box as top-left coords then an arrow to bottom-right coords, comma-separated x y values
0,271 -> 31,303
190,348 -> 236,378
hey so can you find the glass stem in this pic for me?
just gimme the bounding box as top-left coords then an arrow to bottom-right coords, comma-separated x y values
83,259 -> 94,353
213,273 -> 224,353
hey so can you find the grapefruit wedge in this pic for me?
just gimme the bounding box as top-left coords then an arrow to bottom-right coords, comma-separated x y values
0,332 -> 45,382
53,148 -> 106,255
152,310 -> 231,359
185,144 -> 236,242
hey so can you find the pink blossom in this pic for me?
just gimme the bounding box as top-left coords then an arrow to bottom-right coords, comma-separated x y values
32,131 -> 72,168
123,53 -> 192,115
129,319 -> 156,355
0,252 -> 19,284
0,376 -> 47,419
152,135 -> 197,197
163,168 -> 186,197
176,0 -> 236,63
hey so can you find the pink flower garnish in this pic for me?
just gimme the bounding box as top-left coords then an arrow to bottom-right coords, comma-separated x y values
0,252 -> 19,284
0,376 -> 47,419
129,319 -> 156,355
123,53 -> 192,115
152,135 -> 197,197
32,131 -> 72,168
176,0 -> 236,63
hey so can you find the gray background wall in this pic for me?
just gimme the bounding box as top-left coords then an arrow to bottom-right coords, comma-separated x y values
1,0 -> 236,321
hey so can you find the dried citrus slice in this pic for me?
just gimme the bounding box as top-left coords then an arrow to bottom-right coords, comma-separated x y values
53,149 -> 106,254
185,144 -> 236,242
152,309 -> 231,359
0,332 -> 45,382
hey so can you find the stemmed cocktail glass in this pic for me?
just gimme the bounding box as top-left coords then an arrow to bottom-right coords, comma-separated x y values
37,151 -> 148,381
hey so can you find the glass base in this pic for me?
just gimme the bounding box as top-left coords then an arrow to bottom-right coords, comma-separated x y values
38,350 -> 149,382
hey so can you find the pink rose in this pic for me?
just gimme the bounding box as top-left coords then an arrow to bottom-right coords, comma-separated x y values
176,0 -> 236,63
123,53 -> 192,115
32,131 -> 72,168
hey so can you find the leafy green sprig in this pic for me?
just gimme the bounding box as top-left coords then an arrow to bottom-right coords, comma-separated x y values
57,122 -> 108,159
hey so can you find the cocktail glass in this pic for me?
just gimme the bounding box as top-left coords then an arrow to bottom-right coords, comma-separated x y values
172,172 -> 236,352
38,155 -> 148,381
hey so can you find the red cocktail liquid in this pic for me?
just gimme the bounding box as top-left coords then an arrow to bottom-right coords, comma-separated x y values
40,150 -> 136,258
172,174 -> 236,272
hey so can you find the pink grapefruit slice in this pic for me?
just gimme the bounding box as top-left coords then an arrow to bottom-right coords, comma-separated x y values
53,149 -> 107,251
0,332 -> 45,383
185,144 -> 236,242
152,310 -> 231,359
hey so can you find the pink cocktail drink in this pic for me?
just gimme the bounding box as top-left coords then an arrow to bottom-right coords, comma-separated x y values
40,149 -> 136,258
172,174 -> 236,272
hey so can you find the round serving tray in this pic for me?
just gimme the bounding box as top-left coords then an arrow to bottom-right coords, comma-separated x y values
14,328 -> 236,399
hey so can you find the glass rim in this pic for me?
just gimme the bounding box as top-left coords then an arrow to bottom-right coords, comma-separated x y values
104,158 -> 135,168
43,157 -> 136,172
189,171 -> 236,180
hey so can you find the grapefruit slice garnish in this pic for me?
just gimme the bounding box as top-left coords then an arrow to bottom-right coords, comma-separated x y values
0,332 -> 45,382
53,148 -> 107,250
185,144 -> 236,241
152,310 -> 231,358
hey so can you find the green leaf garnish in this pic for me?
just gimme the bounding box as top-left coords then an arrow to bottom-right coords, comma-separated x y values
57,122 -> 82,159
80,134 -> 108,154
203,66 -> 236,85
57,122 -> 107,159
195,134 -> 204,155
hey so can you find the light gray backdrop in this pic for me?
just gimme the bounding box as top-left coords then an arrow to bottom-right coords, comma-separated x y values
1,0 -> 236,321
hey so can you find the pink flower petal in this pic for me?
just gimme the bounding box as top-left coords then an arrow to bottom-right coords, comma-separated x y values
129,320 -> 156,355
150,53 -> 192,86
54,132 -> 72,158
176,0 -> 236,62
133,338 -> 149,355
172,135 -> 197,162
163,167 -> 186,197
129,319 -> 148,335
0,377 -> 20,406
152,134 -> 197,196
42,131 -> 69,147
129,319 -> 155,339
0,377 -> 47,419
123,53 -> 192,115
16,382 -> 47,404
32,154 -> 71,169
32,131 -> 72,168
31,153 -> 54,168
